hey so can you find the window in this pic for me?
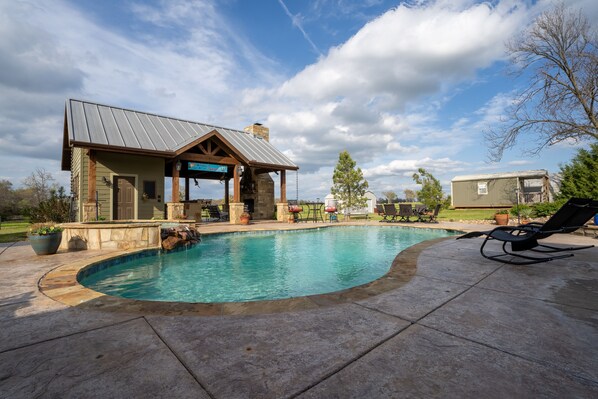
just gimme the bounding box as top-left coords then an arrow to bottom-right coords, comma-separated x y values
143,180 -> 156,199
477,182 -> 488,195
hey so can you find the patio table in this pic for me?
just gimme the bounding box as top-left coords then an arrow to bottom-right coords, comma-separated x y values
305,202 -> 324,223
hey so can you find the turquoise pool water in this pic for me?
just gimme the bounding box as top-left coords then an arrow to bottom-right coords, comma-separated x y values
80,226 -> 455,303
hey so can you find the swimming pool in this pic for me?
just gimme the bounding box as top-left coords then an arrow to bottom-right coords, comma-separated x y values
79,226 -> 456,303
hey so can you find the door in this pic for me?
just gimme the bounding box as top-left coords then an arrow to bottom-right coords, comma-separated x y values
113,176 -> 135,220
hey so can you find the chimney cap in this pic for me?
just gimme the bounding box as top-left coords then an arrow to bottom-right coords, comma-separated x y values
253,122 -> 262,126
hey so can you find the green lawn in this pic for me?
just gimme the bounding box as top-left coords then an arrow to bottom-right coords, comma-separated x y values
0,221 -> 30,243
437,208 -> 498,221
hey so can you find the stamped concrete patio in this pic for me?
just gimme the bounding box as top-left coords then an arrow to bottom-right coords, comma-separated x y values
0,221 -> 596,398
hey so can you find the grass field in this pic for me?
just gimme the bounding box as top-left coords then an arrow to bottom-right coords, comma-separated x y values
296,207 -> 497,222
0,221 -> 30,243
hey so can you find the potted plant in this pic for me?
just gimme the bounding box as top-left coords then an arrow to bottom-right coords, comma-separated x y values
28,225 -> 64,255
494,209 -> 509,225
510,204 -> 533,224
239,212 -> 251,225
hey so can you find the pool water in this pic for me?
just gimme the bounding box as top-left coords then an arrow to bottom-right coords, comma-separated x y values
80,226 -> 455,303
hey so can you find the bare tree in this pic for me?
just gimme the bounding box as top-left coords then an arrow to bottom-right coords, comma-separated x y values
486,3 -> 598,161
404,189 -> 416,202
22,168 -> 56,207
381,191 -> 397,203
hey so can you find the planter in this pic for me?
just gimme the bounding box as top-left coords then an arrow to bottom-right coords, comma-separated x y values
494,214 -> 509,226
239,216 -> 250,225
29,232 -> 62,255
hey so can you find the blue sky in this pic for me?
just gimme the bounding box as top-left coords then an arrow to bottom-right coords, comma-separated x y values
1,0 -> 596,201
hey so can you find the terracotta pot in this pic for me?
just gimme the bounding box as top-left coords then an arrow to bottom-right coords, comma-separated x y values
494,214 -> 509,226
240,216 -> 250,225
29,232 -> 62,255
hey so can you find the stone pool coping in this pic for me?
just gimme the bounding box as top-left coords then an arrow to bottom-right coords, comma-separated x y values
39,225 -> 456,316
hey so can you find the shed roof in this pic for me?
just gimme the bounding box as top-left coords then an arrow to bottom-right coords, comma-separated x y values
61,99 -> 298,171
451,170 -> 548,182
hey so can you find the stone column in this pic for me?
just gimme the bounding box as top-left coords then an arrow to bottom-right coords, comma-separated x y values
276,203 -> 288,222
229,202 -> 244,224
82,202 -> 99,222
166,202 -> 185,220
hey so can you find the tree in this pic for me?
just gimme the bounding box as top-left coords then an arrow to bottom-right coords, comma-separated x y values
557,142 -> 598,200
404,189 -> 416,202
331,151 -> 369,216
381,191 -> 397,203
22,168 -> 57,207
412,168 -> 450,209
486,3 -> 598,161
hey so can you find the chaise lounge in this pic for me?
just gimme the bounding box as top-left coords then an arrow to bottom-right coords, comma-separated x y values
457,198 -> 597,265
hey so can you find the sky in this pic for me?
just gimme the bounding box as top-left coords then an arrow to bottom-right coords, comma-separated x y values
1,0 -> 597,202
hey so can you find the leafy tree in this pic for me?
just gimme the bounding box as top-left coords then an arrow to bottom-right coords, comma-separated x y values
404,189 -> 416,202
331,151 -> 369,216
557,142 -> 598,200
381,191 -> 397,203
412,168 -> 450,209
486,3 -> 598,161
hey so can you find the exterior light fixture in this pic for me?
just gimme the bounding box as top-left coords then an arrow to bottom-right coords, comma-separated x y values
175,160 -> 182,171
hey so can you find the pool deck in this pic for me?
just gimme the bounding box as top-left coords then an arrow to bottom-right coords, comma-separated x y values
1,220 -> 597,398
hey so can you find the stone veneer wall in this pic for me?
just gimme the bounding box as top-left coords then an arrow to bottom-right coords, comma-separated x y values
59,223 -> 161,250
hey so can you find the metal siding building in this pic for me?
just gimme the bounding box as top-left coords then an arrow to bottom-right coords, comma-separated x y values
451,170 -> 550,208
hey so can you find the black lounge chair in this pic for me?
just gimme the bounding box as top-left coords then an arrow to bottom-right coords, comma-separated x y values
207,205 -> 228,221
398,204 -> 413,222
413,204 -> 427,222
457,198 -> 597,265
383,203 -> 398,222
377,204 -> 388,222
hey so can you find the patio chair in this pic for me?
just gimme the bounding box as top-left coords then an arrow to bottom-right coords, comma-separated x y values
457,198 -> 597,265
398,204 -> 414,222
377,204 -> 388,222
383,203 -> 398,222
288,200 -> 303,222
207,205 -> 228,221
413,204 -> 427,222
423,204 -> 441,223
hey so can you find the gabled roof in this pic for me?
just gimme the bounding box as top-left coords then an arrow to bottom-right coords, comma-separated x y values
451,169 -> 548,182
61,99 -> 298,171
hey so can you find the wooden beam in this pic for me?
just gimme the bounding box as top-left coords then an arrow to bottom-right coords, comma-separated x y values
178,153 -> 239,165
87,149 -> 96,203
172,159 -> 180,203
233,166 -> 240,202
280,170 -> 286,203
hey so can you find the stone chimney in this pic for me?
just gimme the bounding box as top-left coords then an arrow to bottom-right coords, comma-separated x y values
244,123 -> 269,142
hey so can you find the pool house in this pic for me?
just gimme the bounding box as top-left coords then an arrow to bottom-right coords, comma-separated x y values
61,99 -> 299,224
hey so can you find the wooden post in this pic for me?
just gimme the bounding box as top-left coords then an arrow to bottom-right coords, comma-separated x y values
224,179 -> 230,208
172,159 -> 180,203
87,149 -> 96,203
185,177 -> 190,201
233,165 -> 240,202
280,170 -> 286,203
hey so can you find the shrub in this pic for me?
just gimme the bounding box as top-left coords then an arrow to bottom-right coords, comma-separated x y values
509,204 -> 533,218
27,187 -> 71,223
495,209 -> 509,215
29,224 -> 64,235
532,200 -> 566,217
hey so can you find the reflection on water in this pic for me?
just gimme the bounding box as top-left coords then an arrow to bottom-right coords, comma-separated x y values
81,226 -> 456,303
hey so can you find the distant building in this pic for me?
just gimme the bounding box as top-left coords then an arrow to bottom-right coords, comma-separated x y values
324,191 -> 377,214
451,170 -> 550,208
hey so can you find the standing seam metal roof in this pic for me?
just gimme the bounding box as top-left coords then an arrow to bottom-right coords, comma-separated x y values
65,99 -> 298,169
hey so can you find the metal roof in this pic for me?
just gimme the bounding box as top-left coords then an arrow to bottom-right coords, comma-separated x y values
63,99 -> 298,170
451,169 -> 548,182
